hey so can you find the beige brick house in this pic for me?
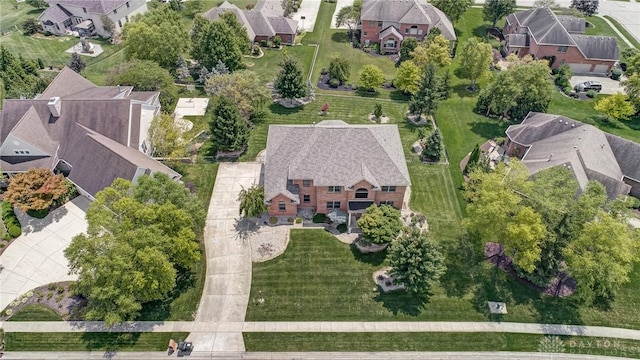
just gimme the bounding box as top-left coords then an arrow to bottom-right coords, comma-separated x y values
360,0 -> 456,53
264,121 -> 410,219
503,7 -> 619,74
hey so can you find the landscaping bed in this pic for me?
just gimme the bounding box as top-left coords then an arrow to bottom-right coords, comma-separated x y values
1,281 -> 84,321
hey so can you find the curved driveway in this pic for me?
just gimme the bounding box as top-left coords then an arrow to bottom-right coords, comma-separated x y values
186,163 -> 262,352
0,197 -> 89,310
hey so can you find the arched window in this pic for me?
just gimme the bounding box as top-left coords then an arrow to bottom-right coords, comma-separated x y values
355,188 -> 368,199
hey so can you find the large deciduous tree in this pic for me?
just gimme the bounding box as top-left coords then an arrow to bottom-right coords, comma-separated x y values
394,60 -> 421,95
409,63 -> 439,118
4,168 -> 69,212
335,0 -> 362,41
622,73 -> 640,112
191,15 -> 245,72
594,93 -> 636,121
388,228 -> 446,298
65,174 -> 202,325
328,56 -> 351,85
456,37 -> 493,91
475,60 -> 554,120
205,70 -> 270,120
108,60 -> 178,109
274,54 -> 308,103
357,204 -> 402,245
483,0 -> 516,27
238,185 -> 267,218
570,0 -> 599,16
358,64 -> 385,92
398,37 -> 419,65
122,7 -> 189,69
411,35 -> 451,69
148,113 -> 185,158
430,0 -> 474,23
209,95 -> 249,152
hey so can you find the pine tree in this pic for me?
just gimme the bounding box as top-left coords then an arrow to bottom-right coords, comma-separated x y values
464,143 -> 480,174
68,52 -> 86,73
409,63 -> 439,118
423,129 -> 443,161
209,95 -> 249,152
438,69 -> 452,100
274,54 -> 308,103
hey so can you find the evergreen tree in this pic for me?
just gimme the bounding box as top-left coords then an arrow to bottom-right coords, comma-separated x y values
274,54 -> 308,103
483,0 -> 516,27
209,95 -> 249,152
409,63 -> 439,118
0,46 -> 48,99
438,69 -> 452,100
68,52 -> 86,73
464,143 -> 481,174
423,129 -> 443,161
570,0 -> 598,16
190,15 -> 246,71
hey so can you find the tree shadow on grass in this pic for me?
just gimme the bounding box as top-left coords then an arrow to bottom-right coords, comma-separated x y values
374,289 -> 426,316
440,232 -> 485,298
390,90 -> 411,102
268,102 -> 305,115
355,90 -> 381,98
350,243 -> 387,266
451,83 -> 478,98
138,268 -> 197,321
331,32 -> 350,43
471,265 -> 535,319
81,332 -> 142,352
468,120 -> 509,140
473,25 -> 490,39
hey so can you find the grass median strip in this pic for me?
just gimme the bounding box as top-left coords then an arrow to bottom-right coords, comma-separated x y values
4,332 -> 189,351
243,332 -> 640,357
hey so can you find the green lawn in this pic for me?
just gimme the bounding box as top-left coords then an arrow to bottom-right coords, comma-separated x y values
247,45 -> 316,85
7,304 -> 62,321
0,0 -> 42,34
604,15 -> 640,49
138,162 -> 218,321
244,333 -> 640,357
4,332 -> 189,351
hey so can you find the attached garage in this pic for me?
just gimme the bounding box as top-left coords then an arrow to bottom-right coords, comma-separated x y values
569,63 -> 592,74
592,64 -> 610,74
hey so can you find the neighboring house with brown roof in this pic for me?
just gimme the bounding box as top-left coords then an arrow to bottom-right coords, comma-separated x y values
503,7 -> 619,74
38,0 -> 148,37
203,0 -> 298,46
504,112 -> 640,199
0,67 -> 180,199
264,120 -> 411,223
360,0 -> 456,54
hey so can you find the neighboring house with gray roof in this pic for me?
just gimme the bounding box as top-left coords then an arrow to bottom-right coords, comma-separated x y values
504,112 -> 640,199
360,0 -> 456,54
503,7 -> 619,74
38,0 -> 148,37
203,0 -> 298,46
0,67 -> 180,199
264,120 -> 411,221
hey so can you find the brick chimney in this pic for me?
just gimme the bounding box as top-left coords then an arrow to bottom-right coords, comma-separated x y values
47,97 -> 61,117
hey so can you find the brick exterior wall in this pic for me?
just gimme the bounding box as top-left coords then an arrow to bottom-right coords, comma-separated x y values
504,137 -> 529,158
361,20 -> 429,52
267,179 -> 407,216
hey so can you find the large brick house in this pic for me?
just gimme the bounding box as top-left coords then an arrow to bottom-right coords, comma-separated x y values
264,120 -> 411,220
360,0 -> 456,53
504,112 -> 640,199
204,0 -> 298,46
0,67 -> 180,199
38,0 -> 148,37
503,7 -> 619,74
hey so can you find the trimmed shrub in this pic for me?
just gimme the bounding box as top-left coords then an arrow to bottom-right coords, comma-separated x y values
269,217 -> 277,224
1,201 -> 21,239
252,44 -> 261,56
312,213 -> 326,223
337,223 -> 347,233
563,85 -> 572,95
611,68 -> 622,80
295,217 -> 303,224
586,90 -> 597,98
329,78 -> 340,88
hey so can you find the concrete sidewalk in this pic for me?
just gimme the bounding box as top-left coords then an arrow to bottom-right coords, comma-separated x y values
3,321 -> 640,341
186,163 -> 262,352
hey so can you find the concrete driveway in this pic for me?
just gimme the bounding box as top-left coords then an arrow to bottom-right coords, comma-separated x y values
331,0 -> 354,29
0,196 -> 89,311
570,75 -> 625,95
292,0 -> 321,32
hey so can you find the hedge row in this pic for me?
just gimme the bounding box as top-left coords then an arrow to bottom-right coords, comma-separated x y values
2,201 -> 22,239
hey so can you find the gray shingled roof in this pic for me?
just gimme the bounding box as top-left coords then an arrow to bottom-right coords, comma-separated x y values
264,121 -> 410,202
507,7 -> 618,60
0,67 -> 176,197
508,112 -> 640,199
204,1 -> 297,41
204,1 -> 257,40
245,11 -> 275,37
268,16 -> 297,35
47,0 -> 129,15
362,0 -> 429,23
557,15 -> 585,34
39,4 -> 73,23
423,4 -> 456,41
571,35 -> 619,60
506,33 -> 529,47
379,26 -> 403,40
254,0 -> 285,17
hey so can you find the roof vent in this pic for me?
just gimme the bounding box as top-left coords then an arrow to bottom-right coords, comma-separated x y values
559,119 -> 562,123
571,123 -> 575,127
565,121 -> 569,125
47,97 -> 61,117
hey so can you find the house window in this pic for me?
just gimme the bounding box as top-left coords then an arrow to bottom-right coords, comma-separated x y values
118,20 -> 122,27
363,31 -> 367,36
278,201 -> 286,212
381,186 -> 396,192
126,1 -> 130,8
287,179 -> 293,186
82,7 -> 86,13
113,9 -> 117,14
326,201 -> 341,210
405,28 -> 409,34
63,19 -> 72,28
560,59 -> 567,64
558,46 -> 568,53
327,186 -> 341,193
380,201 -> 394,206
13,150 -> 30,154
384,39 -> 397,48
369,21 -> 374,27
410,25 -> 418,35
303,179 -> 311,187
378,21 -> 383,27
355,188 -> 368,199
303,194 -> 310,203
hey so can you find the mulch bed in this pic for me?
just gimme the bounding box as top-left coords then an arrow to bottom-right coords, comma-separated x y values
316,73 -> 354,92
484,242 -> 576,297
1,281 -> 86,320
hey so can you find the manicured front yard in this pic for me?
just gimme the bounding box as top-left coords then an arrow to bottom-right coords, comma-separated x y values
7,304 -> 62,321
4,332 -> 189,351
